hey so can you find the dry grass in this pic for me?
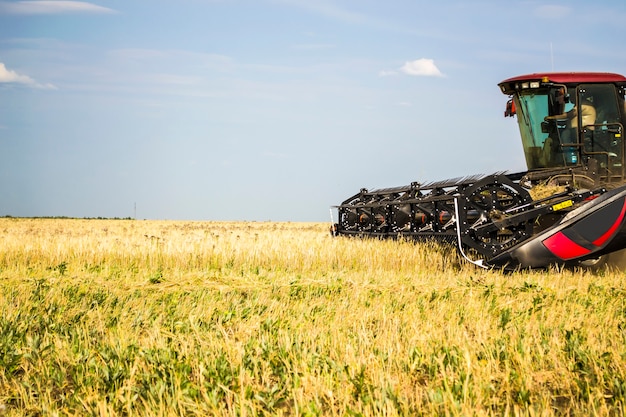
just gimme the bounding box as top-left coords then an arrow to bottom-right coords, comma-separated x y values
0,219 -> 625,416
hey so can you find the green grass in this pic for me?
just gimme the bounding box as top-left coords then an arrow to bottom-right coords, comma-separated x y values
0,219 -> 625,415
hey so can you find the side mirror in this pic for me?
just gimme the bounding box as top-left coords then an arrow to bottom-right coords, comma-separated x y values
504,99 -> 516,117
550,87 -> 569,116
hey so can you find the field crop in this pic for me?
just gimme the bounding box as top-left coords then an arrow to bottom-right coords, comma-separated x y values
0,218 -> 626,416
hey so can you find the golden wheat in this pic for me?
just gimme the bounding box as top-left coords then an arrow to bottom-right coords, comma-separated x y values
0,219 -> 625,416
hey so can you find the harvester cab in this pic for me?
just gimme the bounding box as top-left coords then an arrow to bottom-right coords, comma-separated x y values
500,73 -> 626,187
332,72 -> 626,270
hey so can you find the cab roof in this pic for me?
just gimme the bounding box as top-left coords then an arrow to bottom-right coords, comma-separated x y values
499,72 -> 626,95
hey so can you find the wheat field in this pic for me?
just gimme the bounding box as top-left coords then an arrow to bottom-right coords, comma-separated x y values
0,218 -> 625,416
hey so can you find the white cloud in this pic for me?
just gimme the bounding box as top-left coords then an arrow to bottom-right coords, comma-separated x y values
0,62 -> 36,84
0,1 -> 116,14
0,62 -> 56,89
400,58 -> 443,77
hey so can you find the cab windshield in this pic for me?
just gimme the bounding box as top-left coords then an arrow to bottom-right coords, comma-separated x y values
515,89 -> 575,169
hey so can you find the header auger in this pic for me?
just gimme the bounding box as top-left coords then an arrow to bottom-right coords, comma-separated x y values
331,72 -> 626,269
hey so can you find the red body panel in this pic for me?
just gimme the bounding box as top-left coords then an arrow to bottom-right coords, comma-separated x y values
501,72 -> 626,84
543,232 -> 591,260
499,72 -> 626,94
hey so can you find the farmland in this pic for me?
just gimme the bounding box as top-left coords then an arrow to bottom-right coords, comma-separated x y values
0,218 -> 625,416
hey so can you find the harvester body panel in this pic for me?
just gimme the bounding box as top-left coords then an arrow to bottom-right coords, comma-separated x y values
488,185 -> 626,268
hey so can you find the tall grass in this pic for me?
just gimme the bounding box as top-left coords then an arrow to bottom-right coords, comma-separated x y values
0,219 -> 625,415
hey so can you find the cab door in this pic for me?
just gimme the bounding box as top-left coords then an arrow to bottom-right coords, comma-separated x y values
579,84 -> 626,183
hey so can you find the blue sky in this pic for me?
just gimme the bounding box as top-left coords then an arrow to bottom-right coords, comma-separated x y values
1,0 -> 625,221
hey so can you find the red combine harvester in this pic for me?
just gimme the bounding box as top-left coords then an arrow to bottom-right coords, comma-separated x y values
331,72 -> 626,269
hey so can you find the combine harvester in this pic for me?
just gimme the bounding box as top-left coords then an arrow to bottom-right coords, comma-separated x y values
331,72 -> 626,269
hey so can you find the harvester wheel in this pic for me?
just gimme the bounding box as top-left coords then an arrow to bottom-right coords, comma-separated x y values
460,176 -> 533,258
